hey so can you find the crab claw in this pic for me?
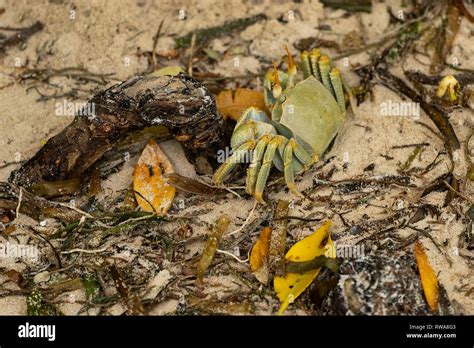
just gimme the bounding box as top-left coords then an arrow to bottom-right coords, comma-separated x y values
285,46 -> 296,75
285,46 -> 297,88
272,61 -> 282,99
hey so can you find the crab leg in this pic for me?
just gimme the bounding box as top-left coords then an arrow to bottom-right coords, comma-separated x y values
282,140 -> 304,198
329,68 -> 346,113
300,51 -> 312,80
285,46 -> 297,88
254,136 -> 281,203
308,48 -> 322,82
246,135 -> 271,195
288,138 -> 315,171
213,140 -> 255,184
318,55 -> 334,96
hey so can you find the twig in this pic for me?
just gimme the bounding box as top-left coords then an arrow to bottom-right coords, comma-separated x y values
0,160 -> 24,169
216,249 -> 249,263
116,213 -> 156,226
273,215 -> 324,222
151,19 -> 165,71
56,202 -> 110,228
319,0 -> 371,12
443,180 -> 473,203
452,0 -> 474,23
188,33 -> 196,77
61,247 -> 108,255
26,226 -> 62,269
414,121 -> 445,141
226,201 -> 258,236
392,142 -> 430,149
0,21 -> 44,52
15,187 -> 22,221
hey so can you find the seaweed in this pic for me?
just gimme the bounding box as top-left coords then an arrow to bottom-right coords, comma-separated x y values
0,21 -> 44,53
286,255 -> 341,274
319,0 -> 372,13
174,14 -> 266,49
27,291 -> 62,316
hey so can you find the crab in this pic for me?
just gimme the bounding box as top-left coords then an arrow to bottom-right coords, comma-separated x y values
213,47 -> 352,203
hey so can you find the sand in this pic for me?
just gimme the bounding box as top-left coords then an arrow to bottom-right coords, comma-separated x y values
0,0 -> 472,315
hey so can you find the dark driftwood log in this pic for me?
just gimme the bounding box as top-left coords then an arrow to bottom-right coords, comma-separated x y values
9,74 -> 231,188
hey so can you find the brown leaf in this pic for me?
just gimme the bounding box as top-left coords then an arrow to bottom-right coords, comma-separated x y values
165,173 -> 221,196
5,270 -> 27,288
216,88 -> 269,121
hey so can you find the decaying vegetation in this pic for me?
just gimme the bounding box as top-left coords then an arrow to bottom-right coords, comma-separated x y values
0,0 -> 472,316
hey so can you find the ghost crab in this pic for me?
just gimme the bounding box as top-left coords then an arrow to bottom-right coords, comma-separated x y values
213,47 -> 352,203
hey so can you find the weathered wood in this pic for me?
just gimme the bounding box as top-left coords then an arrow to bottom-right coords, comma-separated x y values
9,74 -> 231,188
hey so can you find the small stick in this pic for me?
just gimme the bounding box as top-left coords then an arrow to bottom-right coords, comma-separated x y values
392,142 -> 430,149
0,21 -> 44,52
151,19 -> 165,71
61,247 -> 108,255
188,33 -> 196,77
226,201 -> 257,236
216,249 -> 249,263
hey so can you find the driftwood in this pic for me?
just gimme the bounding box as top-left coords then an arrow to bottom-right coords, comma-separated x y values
9,74 -> 231,189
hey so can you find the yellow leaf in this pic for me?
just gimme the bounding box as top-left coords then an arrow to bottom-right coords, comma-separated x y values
216,88 -> 269,121
133,139 -> 175,215
250,227 -> 272,284
150,66 -> 182,77
436,75 -> 459,102
274,221 -> 334,315
415,241 -> 439,312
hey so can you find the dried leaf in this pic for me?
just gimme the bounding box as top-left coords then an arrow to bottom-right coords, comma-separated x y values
269,200 -> 289,276
273,221 -> 335,315
150,66 -> 182,77
165,173 -> 221,196
110,265 -> 144,315
5,270 -> 27,288
196,215 -> 231,284
133,139 -> 175,215
415,241 -> 439,312
202,48 -> 221,61
216,88 -> 269,121
250,227 -> 272,284
436,75 -> 460,102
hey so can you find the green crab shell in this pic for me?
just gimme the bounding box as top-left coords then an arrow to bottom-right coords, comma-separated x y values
275,76 -> 345,157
